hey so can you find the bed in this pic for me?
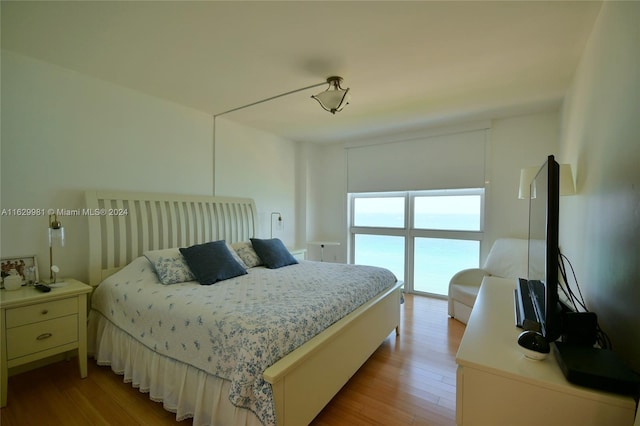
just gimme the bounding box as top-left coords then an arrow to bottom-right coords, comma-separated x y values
85,190 -> 403,426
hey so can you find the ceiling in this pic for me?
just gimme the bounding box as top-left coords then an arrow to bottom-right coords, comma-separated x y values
1,1 -> 602,144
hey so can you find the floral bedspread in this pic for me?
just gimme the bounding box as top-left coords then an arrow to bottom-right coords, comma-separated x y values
90,257 -> 397,425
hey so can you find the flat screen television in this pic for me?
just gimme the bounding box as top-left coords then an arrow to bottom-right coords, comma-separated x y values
527,154 -> 562,342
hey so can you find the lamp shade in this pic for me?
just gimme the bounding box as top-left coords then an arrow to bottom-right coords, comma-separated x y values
518,166 -> 539,199
48,214 -> 65,282
518,163 -> 575,199
559,163 -> 576,196
48,227 -> 65,247
311,76 -> 350,114
48,215 -> 65,247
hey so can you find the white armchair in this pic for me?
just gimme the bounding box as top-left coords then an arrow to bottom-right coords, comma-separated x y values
448,238 -> 529,324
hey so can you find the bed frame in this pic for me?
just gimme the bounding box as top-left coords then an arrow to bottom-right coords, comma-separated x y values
86,190 -> 402,426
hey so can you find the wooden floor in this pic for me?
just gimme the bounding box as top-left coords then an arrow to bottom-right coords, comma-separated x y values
0,294 -> 466,425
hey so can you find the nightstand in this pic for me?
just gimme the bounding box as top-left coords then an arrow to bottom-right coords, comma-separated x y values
289,248 -> 307,261
0,278 -> 92,407
307,241 -> 340,262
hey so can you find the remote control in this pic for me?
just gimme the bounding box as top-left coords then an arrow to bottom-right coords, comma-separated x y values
34,283 -> 51,293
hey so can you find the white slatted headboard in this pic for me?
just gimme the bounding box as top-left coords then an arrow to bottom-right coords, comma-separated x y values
85,190 -> 257,286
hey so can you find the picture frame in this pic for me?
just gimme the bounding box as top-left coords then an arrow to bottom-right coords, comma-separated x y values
1,255 -> 39,287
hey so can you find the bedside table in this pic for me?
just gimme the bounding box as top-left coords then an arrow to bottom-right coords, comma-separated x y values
289,248 -> 307,261
0,278 -> 92,407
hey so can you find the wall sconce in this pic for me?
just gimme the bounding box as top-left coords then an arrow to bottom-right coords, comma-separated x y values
270,212 -> 283,238
48,214 -> 65,283
518,163 -> 576,199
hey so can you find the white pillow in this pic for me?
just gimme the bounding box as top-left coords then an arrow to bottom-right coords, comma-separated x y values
144,248 -> 195,285
231,241 -> 263,268
226,242 -> 248,268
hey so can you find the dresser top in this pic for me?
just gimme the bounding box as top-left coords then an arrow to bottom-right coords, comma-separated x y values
0,278 -> 91,309
456,276 -> 634,408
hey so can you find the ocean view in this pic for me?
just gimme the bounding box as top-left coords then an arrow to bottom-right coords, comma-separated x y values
353,212 -> 481,295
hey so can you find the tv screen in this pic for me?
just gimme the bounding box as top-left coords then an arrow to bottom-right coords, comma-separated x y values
528,155 -> 561,342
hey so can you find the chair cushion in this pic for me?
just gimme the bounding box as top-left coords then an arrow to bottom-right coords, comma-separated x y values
483,238 -> 528,279
449,283 -> 479,308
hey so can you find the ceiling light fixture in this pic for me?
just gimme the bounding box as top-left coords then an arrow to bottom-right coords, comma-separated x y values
311,76 -> 351,114
215,76 -> 350,117
211,75 -> 350,192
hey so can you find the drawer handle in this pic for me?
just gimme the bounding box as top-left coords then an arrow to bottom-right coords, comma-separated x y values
36,333 -> 53,341
41,309 -> 49,315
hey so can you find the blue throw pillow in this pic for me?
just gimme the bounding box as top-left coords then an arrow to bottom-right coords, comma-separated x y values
250,238 -> 298,269
179,240 -> 247,285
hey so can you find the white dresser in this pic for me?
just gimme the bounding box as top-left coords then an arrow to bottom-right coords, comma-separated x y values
455,276 -> 636,426
0,279 -> 92,407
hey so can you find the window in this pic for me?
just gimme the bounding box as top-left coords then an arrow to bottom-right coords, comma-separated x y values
354,234 -> 405,283
414,194 -> 482,231
413,237 -> 479,295
349,189 -> 484,297
353,196 -> 405,228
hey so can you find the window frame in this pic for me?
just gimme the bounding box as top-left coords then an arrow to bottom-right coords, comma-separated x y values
348,188 -> 485,296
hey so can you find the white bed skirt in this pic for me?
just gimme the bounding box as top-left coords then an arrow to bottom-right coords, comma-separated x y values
88,311 -> 263,426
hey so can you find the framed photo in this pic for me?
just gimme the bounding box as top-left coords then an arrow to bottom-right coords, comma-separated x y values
1,255 -> 39,286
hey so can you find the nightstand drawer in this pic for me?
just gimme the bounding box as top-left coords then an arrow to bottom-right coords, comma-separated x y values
5,298 -> 78,328
5,315 -> 78,360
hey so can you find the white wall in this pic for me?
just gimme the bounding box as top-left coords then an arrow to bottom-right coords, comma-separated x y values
304,142 -> 346,262
487,111 -> 560,245
1,50 -> 214,282
214,117 -> 298,247
1,51 -> 306,283
558,2 -> 640,369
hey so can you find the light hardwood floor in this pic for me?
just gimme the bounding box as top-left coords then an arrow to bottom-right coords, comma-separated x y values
0,295 -> 465,425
